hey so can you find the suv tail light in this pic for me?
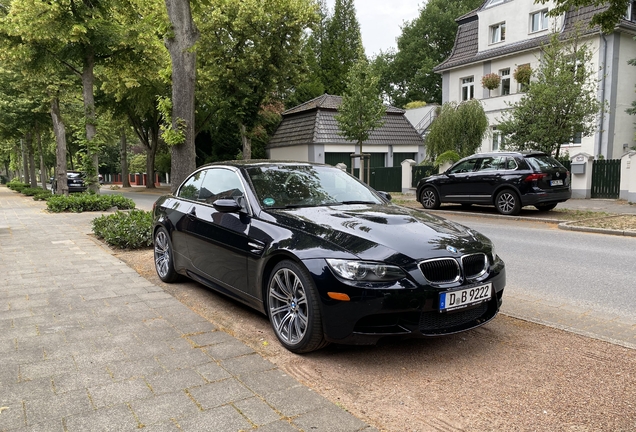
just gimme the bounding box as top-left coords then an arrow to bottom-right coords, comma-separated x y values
524,173 -> 547,182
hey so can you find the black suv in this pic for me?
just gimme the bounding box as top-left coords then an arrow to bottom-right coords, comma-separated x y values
51,171 -> 87,194
416,151 -> 571,215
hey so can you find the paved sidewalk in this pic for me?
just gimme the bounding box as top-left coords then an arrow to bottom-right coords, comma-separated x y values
0,186 -> 375,432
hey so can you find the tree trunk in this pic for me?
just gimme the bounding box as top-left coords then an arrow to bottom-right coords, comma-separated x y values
82,49 -> 100,193
21,138 -> 29,185
25,132 -> 37,188
50,96 -> 69,195
120,129 -> 130,187
145,127 -> 159,189
165,0 -> 198,193
36,127 -> 47,190
240,123 -> 252,160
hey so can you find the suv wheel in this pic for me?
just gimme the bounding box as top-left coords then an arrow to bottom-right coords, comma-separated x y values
419,187 -> 440,210
495,190 -> 521,215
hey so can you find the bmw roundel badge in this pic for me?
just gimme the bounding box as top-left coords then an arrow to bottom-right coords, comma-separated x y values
446,245 -> 458,254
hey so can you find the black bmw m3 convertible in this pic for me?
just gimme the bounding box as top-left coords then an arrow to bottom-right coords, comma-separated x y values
152,161 -> 505,353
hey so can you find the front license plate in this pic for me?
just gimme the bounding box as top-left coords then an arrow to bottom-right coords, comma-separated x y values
439,283 -> 492,312
550,179 -> 564,186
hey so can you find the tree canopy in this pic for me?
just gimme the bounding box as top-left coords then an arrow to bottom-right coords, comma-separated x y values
537,0 -> 632,33
497,33 -> 602,158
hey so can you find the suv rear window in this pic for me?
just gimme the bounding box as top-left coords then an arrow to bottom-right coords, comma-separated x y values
525,155 -> 563,171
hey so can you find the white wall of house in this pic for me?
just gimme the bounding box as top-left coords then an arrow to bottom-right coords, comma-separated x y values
614,32 -> 636,155
477,0 -> 561,52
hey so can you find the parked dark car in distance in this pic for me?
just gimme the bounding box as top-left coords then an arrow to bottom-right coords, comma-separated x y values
416,151 -> 571,215
152,161 -> 505,353
51,171 -> 87,193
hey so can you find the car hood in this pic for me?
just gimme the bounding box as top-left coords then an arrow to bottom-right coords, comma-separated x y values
266,204 -> 488,264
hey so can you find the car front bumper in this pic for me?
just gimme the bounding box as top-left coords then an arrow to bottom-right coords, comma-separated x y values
303,258 -> 506,345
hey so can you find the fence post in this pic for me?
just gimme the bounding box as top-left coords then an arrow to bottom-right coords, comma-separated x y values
570,152 -> 593,199
401,159 -> 416,193
620,151 -> 634,200
627,152 -> 636,203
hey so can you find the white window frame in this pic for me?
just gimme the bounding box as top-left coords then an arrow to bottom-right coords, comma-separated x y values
486,0 -> 505,7
499,68 -> 511,96
490,22 -> 506,44
530,9 -> 549,33
626,0 -> 635,21
492,129 -> 501,151
461,77 -> 474,101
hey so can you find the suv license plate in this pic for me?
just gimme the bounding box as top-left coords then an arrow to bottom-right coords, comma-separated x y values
550,179 -> 564,186
439,283 -> 492,312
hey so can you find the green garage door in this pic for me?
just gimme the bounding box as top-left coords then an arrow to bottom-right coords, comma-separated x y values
393,152 -> 416,167
325,152 -> 351,169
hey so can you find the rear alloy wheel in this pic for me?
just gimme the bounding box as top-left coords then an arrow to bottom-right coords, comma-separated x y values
267,260 -> 327,353
420,187 -> 440,210
495,190 -> 521,215
535,203 -> 557,211
153,227 -> 179,283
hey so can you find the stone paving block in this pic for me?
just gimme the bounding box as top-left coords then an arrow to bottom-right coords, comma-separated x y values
177,404 -> 253,432
153,303 -> 197,318
65,403 -> 138,432
3,347 -> 45,365
254,420 -> 300,432
52,368 -> 114,394
0,362 -> 19,386
145,298 -> 181,309
17,333 -> 66,352
292,405 -> 369,432
163,337 -> 195,352
0,401 -> 26,430
136,420 -> 181,432
10,418 -> 66,432
138,292 -> 174,301
265,386 -> 331,418
132,327 -> 182,344
106,356 -> 165,381
188,331 -> 236,349
145,368 -> 207,395
195,362 -> 232,383
24,388 -> 92,425
0,326 -> 39,341
234,396 -> 281,426
0,337 -> 16,353
19,356 -> 77,380
9,298 -> 49,310
239,369 -> 300,397
73,348 -> 128,370
44,340 -> 96,359
103,294 -> 145,306
202,339 -> 258,361
88,378 -> 153,408
156,349 -> 213,371
187,378 -> 254,409
92,333 -> 141,352
129,392 -> 200,426
220,353 -> 276,377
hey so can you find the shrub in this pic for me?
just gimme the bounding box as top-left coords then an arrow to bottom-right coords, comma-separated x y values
481,73 -> 501,90
47,193 -> 136,213
7,180 -> 29,192
32,190 -> 53,201
513,64 -> 532,85
434,150 -> 460,168
21,187 -> 45,196
92,209 -> 153,249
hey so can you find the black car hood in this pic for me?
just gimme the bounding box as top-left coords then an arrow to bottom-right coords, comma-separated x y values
266,204 -> 487,264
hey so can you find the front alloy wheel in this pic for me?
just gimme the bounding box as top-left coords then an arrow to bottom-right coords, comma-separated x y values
267,261 -> 327,353
154,227 -> 179,282
420,187 -> 440,210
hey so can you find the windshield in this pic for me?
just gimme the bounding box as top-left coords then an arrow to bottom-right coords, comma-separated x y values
246,165 -> 383,209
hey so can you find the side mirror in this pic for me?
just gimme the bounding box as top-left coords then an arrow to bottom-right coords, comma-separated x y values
212,198 -> 242,213
377,191 -> 392,202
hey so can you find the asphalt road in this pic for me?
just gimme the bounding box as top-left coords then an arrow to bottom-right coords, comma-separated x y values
445,214 -> 636,322
100,187 -> 163,211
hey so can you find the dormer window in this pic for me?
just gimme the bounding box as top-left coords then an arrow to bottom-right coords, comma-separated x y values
530,9 -> 549,32
627,1 -> 636,21
490,22 -> 506,44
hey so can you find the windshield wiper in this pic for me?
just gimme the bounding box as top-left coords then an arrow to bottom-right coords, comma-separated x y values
336,201 -> 378,205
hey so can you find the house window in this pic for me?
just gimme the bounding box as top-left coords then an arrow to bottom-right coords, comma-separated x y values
530,9 -> 549,32
490,22 -> 506,44
492,129 -> 502,151
572,132 -> 582,144
626,1 -> 636,21
461,77 -> 474,101
500,68 -> 511,95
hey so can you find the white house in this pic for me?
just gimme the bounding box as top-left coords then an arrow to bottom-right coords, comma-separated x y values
434,0 -> 636,159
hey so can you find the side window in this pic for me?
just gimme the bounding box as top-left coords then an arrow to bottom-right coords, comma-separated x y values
177,171 -> 205,200
449,159 -> 478,174
477,157 -> 496,172
504,157 -> 518,170
198,168 -> 246,204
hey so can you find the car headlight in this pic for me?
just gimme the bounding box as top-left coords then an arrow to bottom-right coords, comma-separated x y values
490,243 -> 498,262
326,259 -> 405,282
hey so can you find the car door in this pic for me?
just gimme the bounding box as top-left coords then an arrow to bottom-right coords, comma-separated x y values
469,156 -> 507,203
438,157 -> 480,201
183,168 -> 252,296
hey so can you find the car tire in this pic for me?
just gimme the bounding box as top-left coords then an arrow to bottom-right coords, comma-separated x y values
535,203 -> 557,211
267,260 -> 328,353
495,190 -> 521,215
419,187 -> 440,210
153,227 -> 180,283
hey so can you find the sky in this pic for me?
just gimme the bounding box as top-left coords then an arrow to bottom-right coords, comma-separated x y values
325,0 -> 425,57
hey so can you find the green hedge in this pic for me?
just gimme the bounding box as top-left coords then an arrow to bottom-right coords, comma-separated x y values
47,193 -> 136,213
92,209 -> 153,249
